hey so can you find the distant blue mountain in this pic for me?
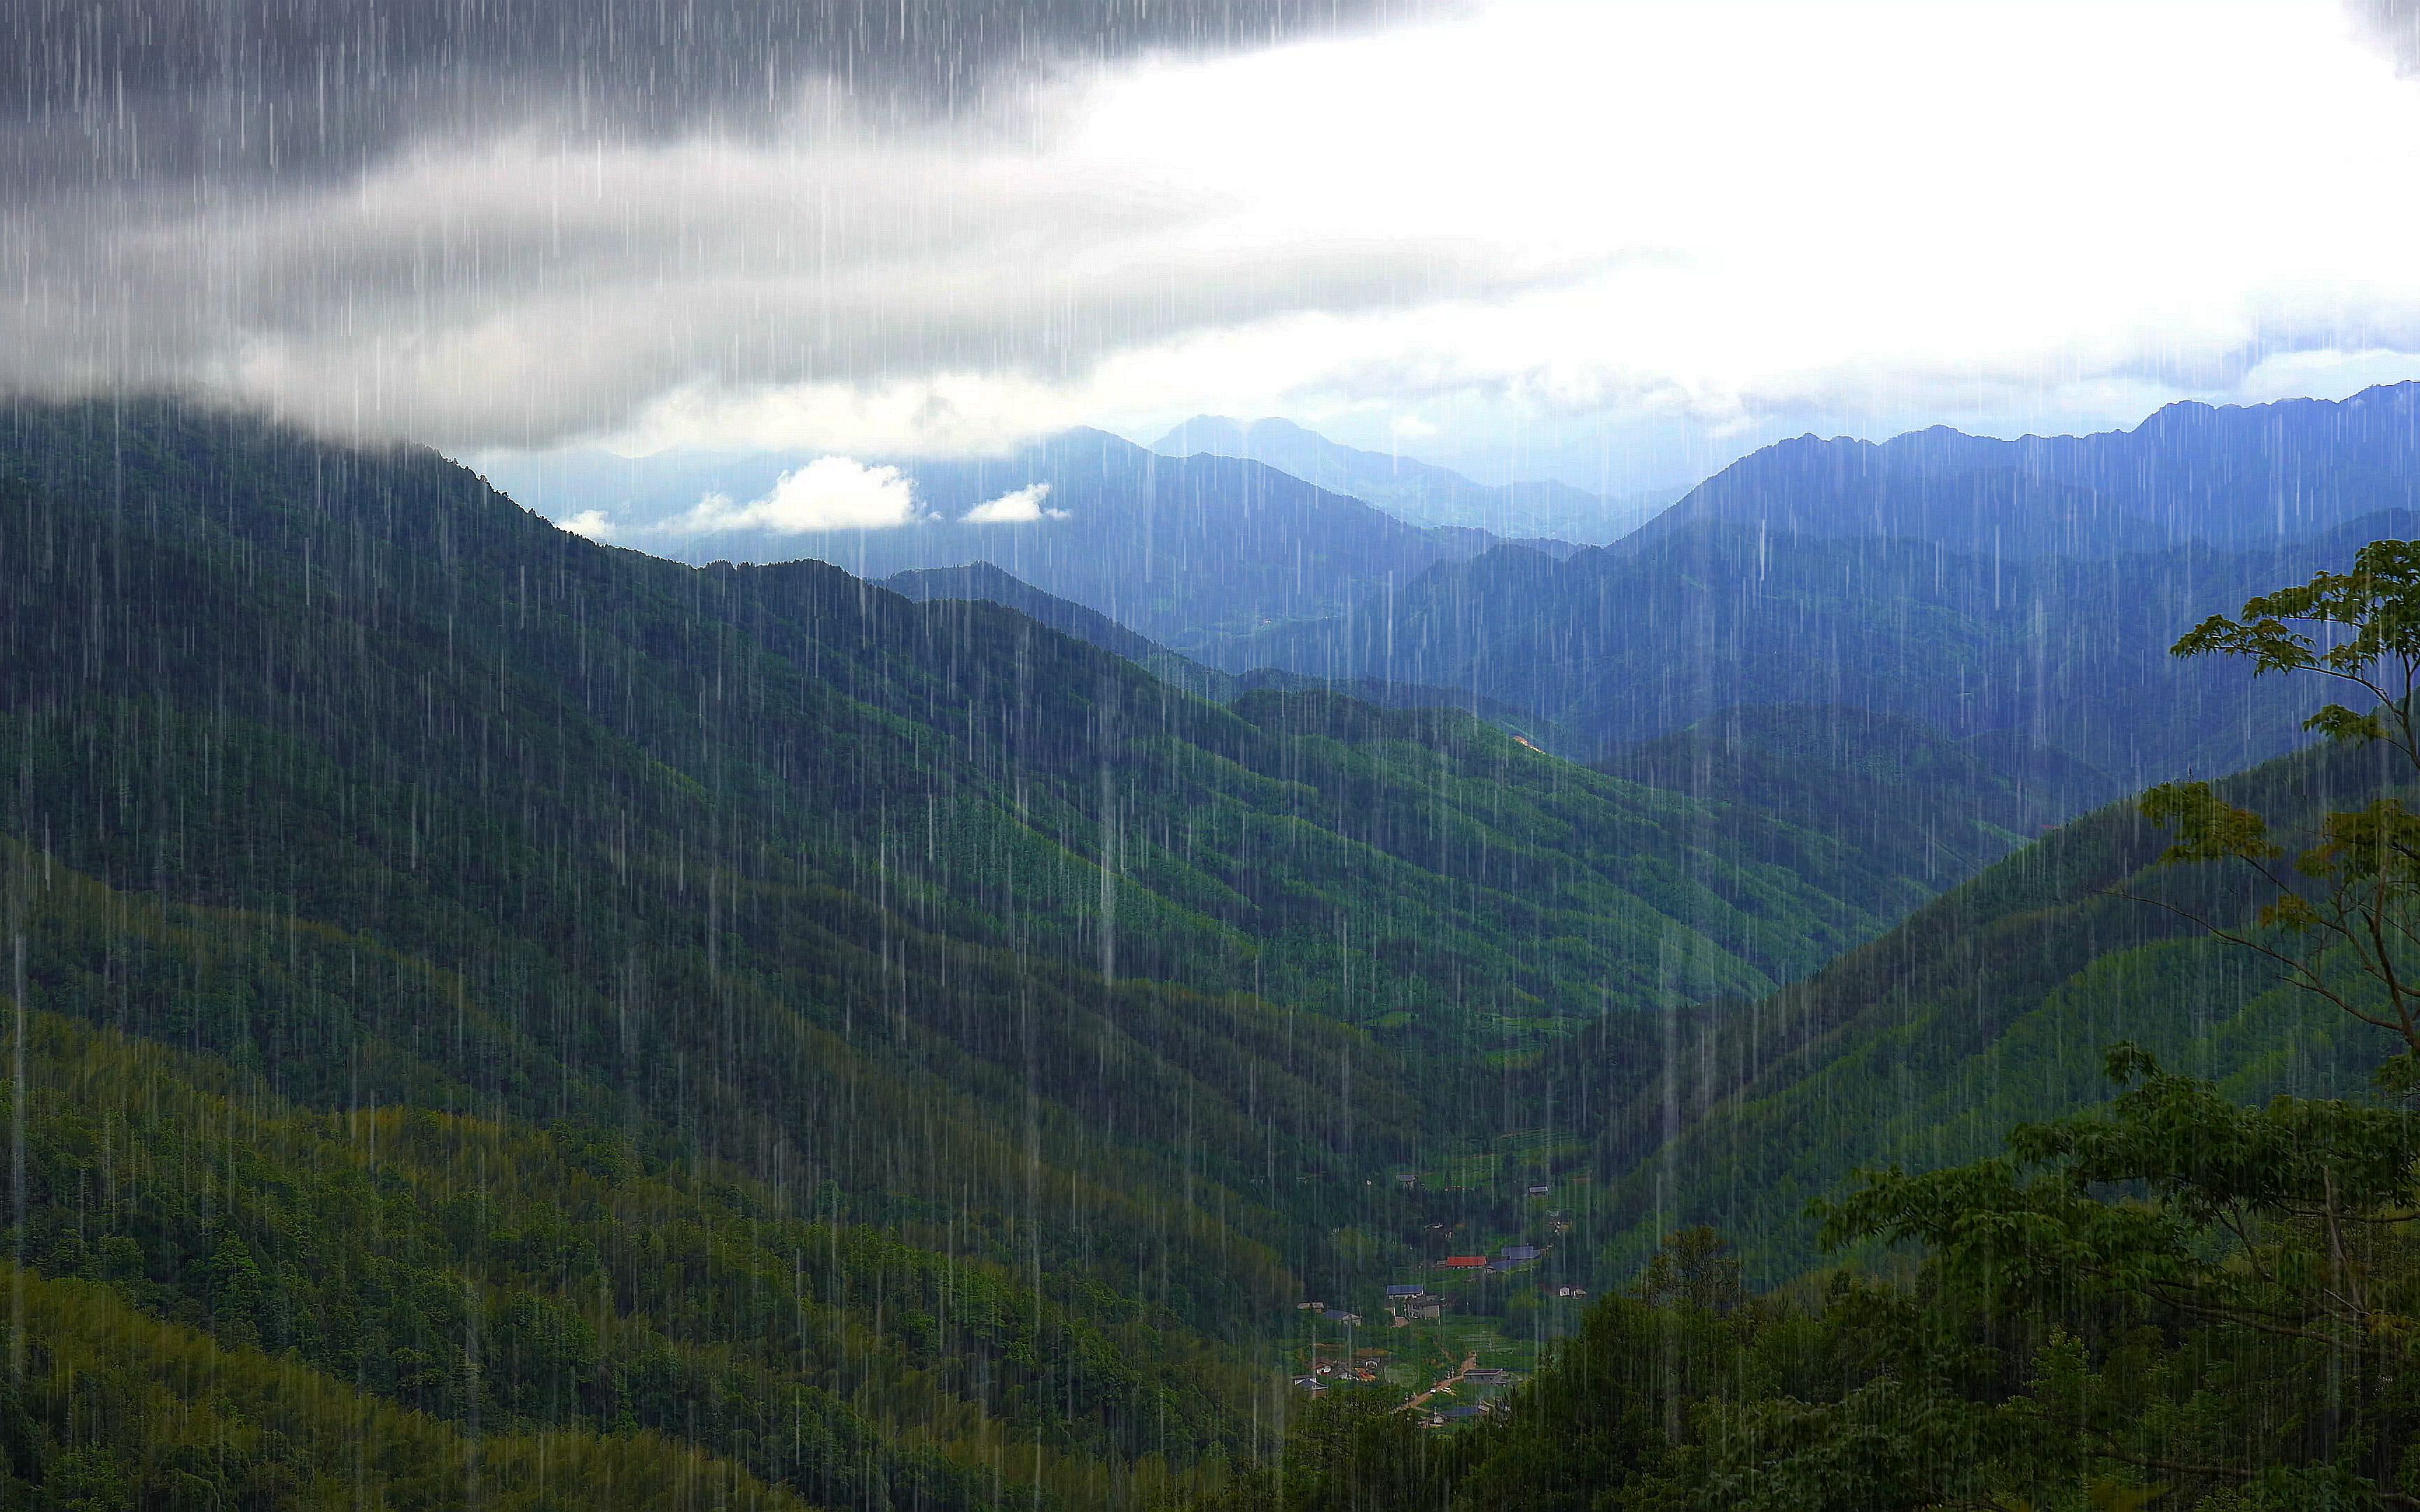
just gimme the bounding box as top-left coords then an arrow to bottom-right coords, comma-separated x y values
1251,512 -> 2402,790
1628,382 -> 2420,556
1242,385 -> 2420,781
1153,415 -> 1676,544
485,428 -> 1505,657
883,560 -> 1578,746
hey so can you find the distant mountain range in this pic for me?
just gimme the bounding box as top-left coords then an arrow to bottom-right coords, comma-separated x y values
1630,381 -> 2420,556
1151,415 -> 1678,544
1239,385 -> 2420,791
882,562 -> 1580,747
1244,512 -> 2399,790
487,429 -> 1513,657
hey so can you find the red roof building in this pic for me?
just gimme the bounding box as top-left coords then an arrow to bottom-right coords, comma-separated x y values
1439,1255 -> 1488,1269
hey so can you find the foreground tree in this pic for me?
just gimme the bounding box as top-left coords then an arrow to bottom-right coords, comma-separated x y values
1806,539 -> 2420,1506
2139,536 -> 2420,1068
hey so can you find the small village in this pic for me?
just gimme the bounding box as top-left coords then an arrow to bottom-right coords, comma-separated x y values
1289,1154 -> 1592,1428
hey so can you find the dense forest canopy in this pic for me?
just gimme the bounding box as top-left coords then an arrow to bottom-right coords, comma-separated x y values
0,398 -> 1945,1508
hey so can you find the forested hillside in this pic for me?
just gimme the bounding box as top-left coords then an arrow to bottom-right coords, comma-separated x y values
1587,733 -> 2407,1282
0,398 -> 1914,1505
1200,522 -> 2420,1512
1597,703 -> 2112,894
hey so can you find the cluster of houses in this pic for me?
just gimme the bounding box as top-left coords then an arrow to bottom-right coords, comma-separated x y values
1293,1350 -> 1390,1392
1296,1230 -> 1589,1357
1420,1404 -> 1489,1427
1356,1242 -> 1561,1325
1435,1243 -> 1545,1273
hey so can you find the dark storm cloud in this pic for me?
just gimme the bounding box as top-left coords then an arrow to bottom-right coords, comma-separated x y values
0,0 -> 1476,447
4,0 -> 1429,189
0,108 -> 1550,448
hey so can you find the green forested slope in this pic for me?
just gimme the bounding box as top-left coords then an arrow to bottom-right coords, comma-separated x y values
1585,734 -> 2408,1283
0,398 -> 1919,1505
1597,702 -> 2115,898
1192,519 -> 2420,1512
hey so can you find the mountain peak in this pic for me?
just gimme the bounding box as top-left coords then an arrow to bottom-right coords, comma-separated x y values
1151,414 -> 1251,455
1636,379 -> 2420,557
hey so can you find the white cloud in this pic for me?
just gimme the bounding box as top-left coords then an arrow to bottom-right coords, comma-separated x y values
548,0 -> 2420,475
20,0 -> 2420,476
961,484 -> 1064,523
557,509 -> 617,540
663,457 -> 924,533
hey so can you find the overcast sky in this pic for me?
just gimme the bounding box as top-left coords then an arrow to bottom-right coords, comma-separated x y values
8,0 -> 2420,491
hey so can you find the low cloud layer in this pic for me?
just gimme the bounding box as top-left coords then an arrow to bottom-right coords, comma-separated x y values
578,468 -> 1070,538
961,484 -> 1063,523
0,125 -> 1531,450
668,458 -> 924,534
0,0 -> 1459,452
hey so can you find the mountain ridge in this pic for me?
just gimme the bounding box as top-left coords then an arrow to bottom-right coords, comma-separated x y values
1627,380 -> 2420,556
1242,505 -> 2420,787
1150,414 -> 1673,543
487,428 -> 1510,659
